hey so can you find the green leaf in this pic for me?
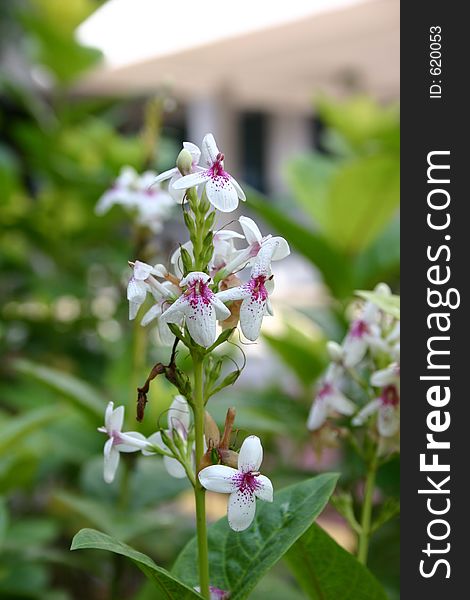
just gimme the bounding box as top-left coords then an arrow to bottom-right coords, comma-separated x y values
13,359 -> 104,419
71,528 -> 203,599
0,405 -> 63,456
326,154 -> 399,253
248,190 -> 352,298
263,324 -> 327,387
173,473 -> 338,600
356,291 -> 400,319
285,154 -> 340,229
285,523 -> 388,599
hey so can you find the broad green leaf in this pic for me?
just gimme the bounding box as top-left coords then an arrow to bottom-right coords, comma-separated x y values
0,405 -> 63,456
263,324 -> 327,387
326,155 -> 399,253
285,523 -> 388,599
248,190 -> 352,298
353,217 -> 400,288
71,528 -> 203,599
285,154 -> 339,229
173,473 -> 338,600
356,291 -> 400,319
13,359 -> 104,419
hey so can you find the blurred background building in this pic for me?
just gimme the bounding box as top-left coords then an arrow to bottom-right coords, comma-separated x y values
75,0 -> 399,195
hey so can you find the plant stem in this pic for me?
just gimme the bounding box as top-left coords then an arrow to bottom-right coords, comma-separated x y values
357,453 -> 378,565
192,351 -> 210,599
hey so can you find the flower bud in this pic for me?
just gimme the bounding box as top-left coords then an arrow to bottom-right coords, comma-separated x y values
219,449 -> 239,469
374,282 -> 391,296
176,149 -> 193,176
204,411 -> 220,447
326,341 -> 343,363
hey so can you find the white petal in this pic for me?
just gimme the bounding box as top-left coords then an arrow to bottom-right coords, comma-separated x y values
352,399 -> 381,426
238,435 -> 263,472
227,490 -> 256,531
160,295 -> 189,323
206,177 -> 239,212
214,230 -> 245,241
307,398 -> 328,431
168,395 -> 190,433
229,175 -> 246,201
104,444 -> 120,483
212,296 -> 231,321
116,431 -> 148,452
104,401 -> 114,431
186,299 -> 217,348
164,455 -> 187,478
216,286 -> 249,303
180,271 -> 211,286
378,405 -> 400,437
109,405 -> 124,433
198,465 -> 239,493
158,317 -> 176,346
371,364 -> 399,387
269,236 -> 290,261
183,141 -> 201,163
141,303 -> 162,326
342,336 -> 368,368
265,298 -> 274,316
173,170 -> 211,190
153,166 -> 178,184
142,431 -> 166,456
239,216 -> 262,245
251,241 -> 276,278
168,172 -> 186,203
201,133 -> 219,166
239,294 -> 266,341
254,475 -> 273,502
328,390 -> 356,416
133,260 -> 154,280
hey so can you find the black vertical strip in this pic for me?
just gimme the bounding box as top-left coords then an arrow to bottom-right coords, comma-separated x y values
402,3 -> 467,596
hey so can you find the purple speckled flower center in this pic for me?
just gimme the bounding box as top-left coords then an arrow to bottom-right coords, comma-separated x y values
248,275 -> 268,301
185,279 -> 213,308
318,382 -> 333,400
232,470 -> 261,494
381,385 -> 399,407
350,319 -> 369,339
110,431 -> 123,445
209,153 -> 229,179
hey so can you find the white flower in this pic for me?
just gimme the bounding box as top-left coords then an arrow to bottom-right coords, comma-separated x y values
144,395 -> 191,479
127,260 -> 174,320
96,167 -> 174,232
98,402 -> 148,483
370,362 -> 400,388
153,142 -> 202,204
216,240 -> 279,341
307,364 -> 356,431
173,134 -> 246,212
160,272 -> 230,348
198,435 -> 273,532
141,280 -> 181,346
211,229 -> 245,273
352,384 -> 400,438
219,216 -> 290,277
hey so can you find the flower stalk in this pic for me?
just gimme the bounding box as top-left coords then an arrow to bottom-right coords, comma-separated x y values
357,450 -> 378,565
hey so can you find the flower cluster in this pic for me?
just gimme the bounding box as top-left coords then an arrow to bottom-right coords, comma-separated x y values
307,284 -> 400,445
96,166 -> 174,233
98,133 -> 285,536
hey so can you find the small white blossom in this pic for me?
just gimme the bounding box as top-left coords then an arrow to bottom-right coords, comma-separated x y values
216,240 -> 280,341
173,134 -> 245,212
144,395 -> 191,479
98,402 -> 148,483
307,364 -> 355,431
353,384 -> 400,438
127,260 -> 174,320
199,435 -> 273,532
153,142 -> 202,203
96,166 -> 174,232
161,272 -> 230,348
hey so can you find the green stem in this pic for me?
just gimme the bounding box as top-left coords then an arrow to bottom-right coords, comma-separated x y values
357,454 -> 378,565
192,352 -> 210,599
